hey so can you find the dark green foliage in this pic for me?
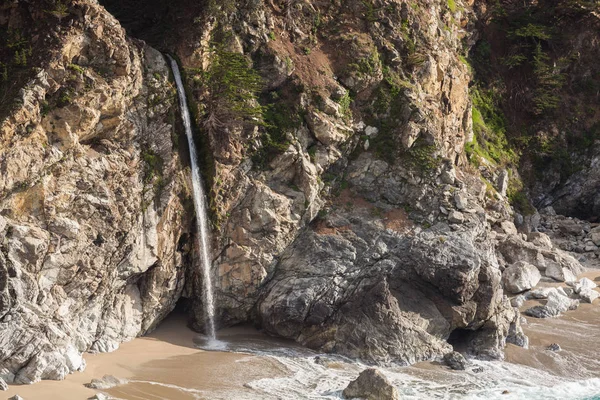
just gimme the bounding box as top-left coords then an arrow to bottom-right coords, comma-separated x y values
141,148 -> 164,185
404,138 -> 441,175
201,37 -> 264,132
531,43 -> 564,114
251,91 -> 303,169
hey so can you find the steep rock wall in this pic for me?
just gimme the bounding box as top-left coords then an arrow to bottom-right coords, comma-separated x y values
0,0 -> 191,383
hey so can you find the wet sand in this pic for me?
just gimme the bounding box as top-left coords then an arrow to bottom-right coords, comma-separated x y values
6,271 -> 600,399
4,314 -> 288,400
506,270 -> 600,379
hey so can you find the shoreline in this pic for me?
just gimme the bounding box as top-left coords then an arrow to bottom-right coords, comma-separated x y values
6,271 -> 600,399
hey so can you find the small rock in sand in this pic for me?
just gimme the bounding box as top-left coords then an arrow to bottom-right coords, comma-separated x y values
85,375 -> 124,390
88,394 -> 109,400
546,343 -> 561,351
524,291 -> 579,318
9,396 -> 24,400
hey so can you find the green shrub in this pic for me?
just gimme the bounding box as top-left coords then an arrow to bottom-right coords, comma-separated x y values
201,36 -> 264,133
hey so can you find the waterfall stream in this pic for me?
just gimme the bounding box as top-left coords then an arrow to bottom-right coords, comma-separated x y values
167,55 -> 216,339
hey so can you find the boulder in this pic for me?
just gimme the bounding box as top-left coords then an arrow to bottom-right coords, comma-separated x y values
443,351 -> 468,370
527,232 -> 553,249
573,278 -> 597,294
0,377 -> 7,391
85,375 -> 124,390
528,287 -> 557,299
501,261 -> 541,293
546,343 -> 561,351
454,193 -> 468,210
510,294 -> 526,308
506,313 -> 529,349
500,221 -> 518,236
448,211 -> 464,224
524,291 -> 579,318
342,369 -> 399,400
497,236 -> 583,277
578,288 -> 599,304
591,231 -> 600,246
545,264 -> 577,282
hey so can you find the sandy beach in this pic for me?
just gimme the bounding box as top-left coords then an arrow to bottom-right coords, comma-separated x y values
5,271 -> 600,400
4,313 -> 287,400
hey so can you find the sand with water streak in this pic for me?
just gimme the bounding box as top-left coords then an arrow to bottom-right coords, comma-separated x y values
5,271 -> 600,399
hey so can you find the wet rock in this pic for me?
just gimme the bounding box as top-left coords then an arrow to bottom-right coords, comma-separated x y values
506,312 -> 529,349
528,287 -> 557,299
501,261 -> 541,294
546,343 -> 561,351
524,291 -> 579,318
443,351 -> 468,370
88,394 -> 109,400
85,375 -> 124,390
472,366 -> 484,373
573,278 -> 597,294
510,295 -> 526,308
342,369 -> 399,400
578,288 -> 599,304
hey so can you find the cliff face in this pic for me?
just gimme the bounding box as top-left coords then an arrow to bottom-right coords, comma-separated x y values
0,1 -> 192,383
162,0 -> 520,362
0,0 -> 596,385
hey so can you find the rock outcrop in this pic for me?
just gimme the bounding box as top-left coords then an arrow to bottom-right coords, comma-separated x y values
0,1 -> 191,383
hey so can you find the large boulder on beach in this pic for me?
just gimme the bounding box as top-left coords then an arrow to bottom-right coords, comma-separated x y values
0,377 -> 7,391
443,351 -> 468,370
501,261 -> 541,293
343,369 -> 399,400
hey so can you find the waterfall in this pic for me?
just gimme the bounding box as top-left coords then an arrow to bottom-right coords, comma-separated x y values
167,55 -> 216,339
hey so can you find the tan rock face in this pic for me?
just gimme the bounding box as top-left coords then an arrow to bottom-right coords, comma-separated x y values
173,0 -> 478,331
0,1 -> 191,384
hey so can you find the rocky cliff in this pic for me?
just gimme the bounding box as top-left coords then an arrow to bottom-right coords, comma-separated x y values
0,0 -> 597,385
0,0 -> 192,383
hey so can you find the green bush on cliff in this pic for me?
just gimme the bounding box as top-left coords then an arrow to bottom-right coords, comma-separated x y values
466,87 -> 517,167
251,89 -> 304,170
201,38 -> 264,133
